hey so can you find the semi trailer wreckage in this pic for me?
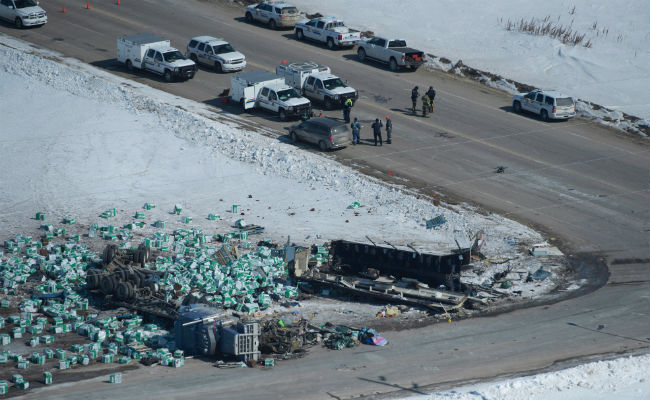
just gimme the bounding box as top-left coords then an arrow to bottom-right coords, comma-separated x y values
1,211 -> 558,392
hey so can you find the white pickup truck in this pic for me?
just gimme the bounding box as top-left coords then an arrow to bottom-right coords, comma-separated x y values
117,33 -> 197,82
357,37 -> 426,71
230,70 -> 312,121
276,61 -> 358,109
294,17 -> 361,49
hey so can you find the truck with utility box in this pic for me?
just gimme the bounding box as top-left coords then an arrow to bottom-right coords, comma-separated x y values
117,33 -> 197,82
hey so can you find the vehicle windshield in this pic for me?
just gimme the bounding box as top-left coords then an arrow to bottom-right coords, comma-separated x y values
15,0 -> 38,8
330,21 -> 344,27
281,7 -> 298,14
277,89 -> 301,101
323,78 -> 346,90
388,40 -> 407,47
213,44 -> 235,54
163,51 -> 186,62
556,97 -> 574,106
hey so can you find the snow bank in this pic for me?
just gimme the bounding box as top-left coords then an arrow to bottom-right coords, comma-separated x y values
401,354 -> 650,400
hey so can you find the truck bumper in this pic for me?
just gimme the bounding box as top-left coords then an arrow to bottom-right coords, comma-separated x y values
221,60 -> 247,72
287,104 -> 312,118
338,40 -> 358,48
173,66 -> 198,80
21,15 -> 47,26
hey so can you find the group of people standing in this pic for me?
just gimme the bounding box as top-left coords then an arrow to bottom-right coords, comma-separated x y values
411,85 -> 436,117
342,84 -> 435,146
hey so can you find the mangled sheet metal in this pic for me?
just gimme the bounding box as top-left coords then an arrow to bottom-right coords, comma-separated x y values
328,240 -> 470,290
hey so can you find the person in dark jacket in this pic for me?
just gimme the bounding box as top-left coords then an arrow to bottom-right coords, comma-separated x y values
372,118 -> 383,146
350,117 -> 361,145
411,86 -> 419,113
426,86 -> 436,113
385,115 -> 392,144
343,98 -> 353,123
422,94 -> 430,117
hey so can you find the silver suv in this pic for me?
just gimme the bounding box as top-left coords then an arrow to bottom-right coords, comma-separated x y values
512,90 -> 576,121
245,1 -> 301,29
0,0 -> 47,28
186,36 -> 246,73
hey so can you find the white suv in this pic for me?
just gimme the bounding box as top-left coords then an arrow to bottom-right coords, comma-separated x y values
0,0 -> 47,28
512,90 -> 576,121
186,36 -> 246,73
245,1 -> 301,29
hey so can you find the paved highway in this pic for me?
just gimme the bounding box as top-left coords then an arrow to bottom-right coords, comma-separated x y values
3,0 -> 648,398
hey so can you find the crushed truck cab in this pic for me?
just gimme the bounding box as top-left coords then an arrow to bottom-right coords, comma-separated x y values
277,61 -> 358,109
117,33 -> 197,82
230,70 -> 312,121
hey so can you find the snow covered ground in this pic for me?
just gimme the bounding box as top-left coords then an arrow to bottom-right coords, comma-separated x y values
402,353 -> 650,400
290,0 -> 650,131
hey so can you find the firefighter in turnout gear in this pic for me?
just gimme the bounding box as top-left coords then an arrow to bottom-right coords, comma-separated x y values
422,94 -> 431,117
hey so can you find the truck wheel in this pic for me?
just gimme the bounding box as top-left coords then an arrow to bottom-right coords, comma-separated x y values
14,18 -> 23,29
116,281 -> 134,301
540,109 -> 549,121
245,12 -> 253,22
324,97 -> 334,110
100,275 -> 117,294
86,270 -> 100,289
389,58 -> 398,72
513,101 -> 522,113
357,48 -> 366,61
290,131 -> 297,143
126,60 -> 134,72
164,70 -> 173,82
327,38 -> 335,50
296,29 -> 304,41
269,19 -> 277,30
279,109 -> 287,121
214,62 -> 223,73
319,140 -> 328,151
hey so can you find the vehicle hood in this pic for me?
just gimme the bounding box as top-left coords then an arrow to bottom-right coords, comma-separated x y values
16,6 -> 45,16
284,98 -> 310,107
328,86 -> 355,95
512,93 -> 526,100
169,59 -> 196,68
216,51 -> 245,62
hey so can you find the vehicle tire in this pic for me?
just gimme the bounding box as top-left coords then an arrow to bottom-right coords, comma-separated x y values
125,59 -> 134,72
324,97 -> 334,110
389,58 -> 398,72
214,61 -> 223,73
290,131 -> 297,143
410,65 -> 419,71
103,244 -> 118,265
137,243 -> 151,264
245,12 -> 253,22
327,38 -> 335,50
540,109 -> 549,121
100,275 -> 117,294
14,18 -> 23,29
164,70 -> 173,82
279,109 -> 287,121
86,270 -> 100,289
116,282 -> 134,301
513,101 -> 522,113
296,29 -> 304,41
269,19 -> 277,30
319,140 -> 328,151
357,48 -> 366,61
